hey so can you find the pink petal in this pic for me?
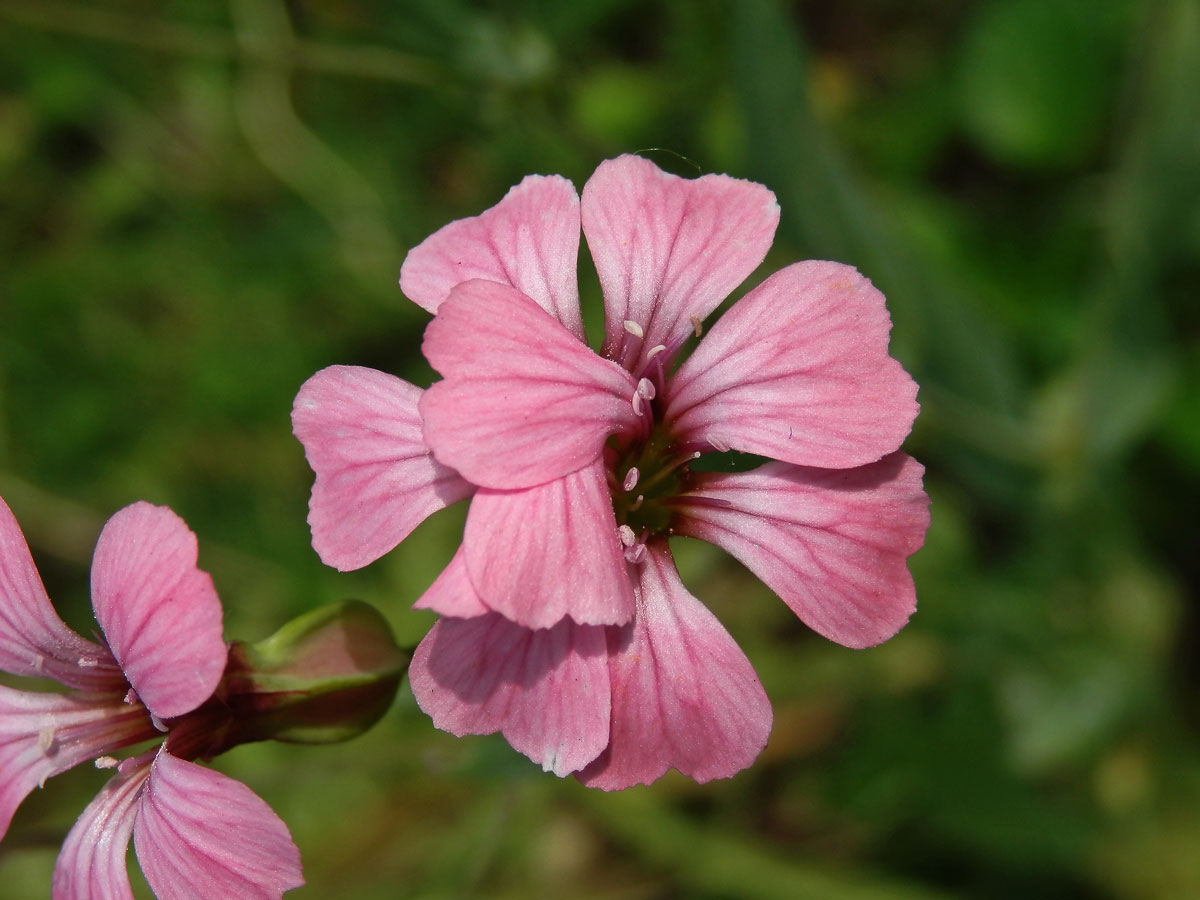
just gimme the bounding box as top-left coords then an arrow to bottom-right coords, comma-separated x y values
420,279 -> 639,489
409,613 -> 611,776
399,174 -> 585,339
463,459 -> 634,628
133,751 -> 304,900
292,365 -> 474,571
578,544 -> 772,790
673,453 -> 929,648
412,547 -> 491,619
581,154 -> 779,371
665,261 -> 919,469
90,503 -> 226,720
0,496 -> 119,688
52,762 -> 148,900
0,688 -> 152,840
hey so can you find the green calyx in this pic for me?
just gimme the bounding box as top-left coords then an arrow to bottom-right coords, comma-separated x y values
610,424 -> 694,537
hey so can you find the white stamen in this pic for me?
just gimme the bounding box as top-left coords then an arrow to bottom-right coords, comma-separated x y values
645,344 -> 667,361
95,756 -> 119,770
691,315 -> 703,337
624,543 -> 647,565
618,524 -> 636,547
631,375 -> 657,415
622,467 -> 640,491
123,688 -> 139,706
38,727 -> 55,753
623,320 -> 644,338
77,656 -> 99,668
708,433 -> 730,453
629,494 -> 645,512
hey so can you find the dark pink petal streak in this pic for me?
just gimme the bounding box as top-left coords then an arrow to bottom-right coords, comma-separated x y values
666,260 -> 919,469
421,279 -> 639,490
133,751 -> 304,900
582,154 -> 779,371
292,365 -> 474,572
409,613 -> 611,776
464,459 -> 634,628
399,174 -> 585,339
674,453 -> 930,649
0,688 -> 152,840
579,544 -> 772,790
90,503 -> 226,721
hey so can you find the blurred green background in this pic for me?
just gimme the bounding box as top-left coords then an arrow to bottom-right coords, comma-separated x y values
2,0 -> 1199,897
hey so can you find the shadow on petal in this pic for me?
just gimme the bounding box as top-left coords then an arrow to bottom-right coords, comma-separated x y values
410,613 -> 612,776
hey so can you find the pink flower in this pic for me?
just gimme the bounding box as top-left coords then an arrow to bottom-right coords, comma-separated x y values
293,155 -> 930,788
0,497 -> 303,900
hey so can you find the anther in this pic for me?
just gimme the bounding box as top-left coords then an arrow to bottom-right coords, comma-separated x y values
691,315 -> 703,337
124,688 -> 139,706
117,750 -> 156,774
95,756 -> 119,770
624,542 -> 647,564
623,320 -> 644,338
631,378 -> 656,416
77,656 -> 99,668
618,524 -> 636,547
628,494 -> 644,512
38,727 -> 55,753
622,467 -> 640,491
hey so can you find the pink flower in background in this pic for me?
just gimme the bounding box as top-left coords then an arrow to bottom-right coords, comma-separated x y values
0,497 -> 303,900
293,154 -> 930,788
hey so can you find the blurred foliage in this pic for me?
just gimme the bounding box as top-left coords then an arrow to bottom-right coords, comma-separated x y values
1,0 -> 1199,898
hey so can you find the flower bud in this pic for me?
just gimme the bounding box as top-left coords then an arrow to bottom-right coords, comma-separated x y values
217,600 -> 409,746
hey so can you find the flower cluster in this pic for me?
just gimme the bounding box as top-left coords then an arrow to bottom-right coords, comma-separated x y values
293,155 -> 930,788
0,498 -> 304,899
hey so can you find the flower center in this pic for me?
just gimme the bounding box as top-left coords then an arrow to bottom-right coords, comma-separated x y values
607,414 -> 696,552
605,318 -> 711,561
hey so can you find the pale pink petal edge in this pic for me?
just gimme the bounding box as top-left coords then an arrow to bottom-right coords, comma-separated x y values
90,503 -> 226,720
293,365 -> 473,571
